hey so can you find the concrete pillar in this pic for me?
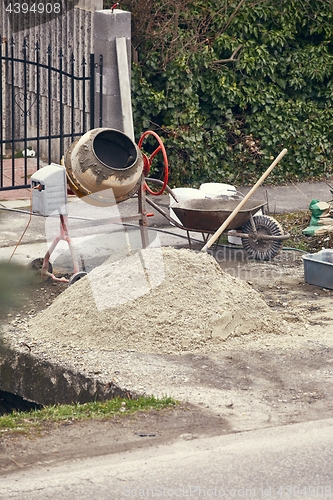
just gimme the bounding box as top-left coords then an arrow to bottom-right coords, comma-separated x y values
93,9 -> 134,139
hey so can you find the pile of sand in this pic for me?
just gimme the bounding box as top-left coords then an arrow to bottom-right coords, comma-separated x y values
28,247 -> 284,354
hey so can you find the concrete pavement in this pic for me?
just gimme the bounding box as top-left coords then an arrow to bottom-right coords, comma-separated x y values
238,178 -> 333,214
1,418 -> 333,498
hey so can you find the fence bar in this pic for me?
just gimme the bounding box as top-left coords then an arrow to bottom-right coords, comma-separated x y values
23,38 -> 28,184
47,45 -> 52,164
10,38 -> 15,186
89,53 -> 95,130
0,184 -> 30,191
71,53 -> 75,142
35,42 -> 41,170
82,57 -> 86,133
59,49 -> 64,160
1,132 -> 85,143
0,35 -> 3,187
99,54 -> 103,127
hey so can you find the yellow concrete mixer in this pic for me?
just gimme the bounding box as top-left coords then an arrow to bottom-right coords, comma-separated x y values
27,128 -> 169,284
65,128 -> 145,206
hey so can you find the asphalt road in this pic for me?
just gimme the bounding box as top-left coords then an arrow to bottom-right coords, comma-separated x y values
1,418 -> 333,499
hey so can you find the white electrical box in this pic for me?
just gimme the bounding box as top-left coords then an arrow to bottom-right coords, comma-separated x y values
31,163 -> 68,216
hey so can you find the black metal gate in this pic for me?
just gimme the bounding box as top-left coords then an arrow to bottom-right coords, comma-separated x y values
0,36 -> 103,191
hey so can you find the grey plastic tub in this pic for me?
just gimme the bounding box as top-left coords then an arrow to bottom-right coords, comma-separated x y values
302,249 -> 333,289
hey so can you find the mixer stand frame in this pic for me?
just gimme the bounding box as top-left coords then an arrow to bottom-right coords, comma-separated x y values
31,174 -> 150,285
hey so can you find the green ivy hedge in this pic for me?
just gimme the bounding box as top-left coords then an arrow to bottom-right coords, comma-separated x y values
105,0 -> 333,187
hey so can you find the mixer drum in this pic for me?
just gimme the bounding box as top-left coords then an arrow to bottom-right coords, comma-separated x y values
65,128 -> 144,206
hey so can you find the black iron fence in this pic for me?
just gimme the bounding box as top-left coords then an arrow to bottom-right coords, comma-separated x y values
0,36 -> 103,191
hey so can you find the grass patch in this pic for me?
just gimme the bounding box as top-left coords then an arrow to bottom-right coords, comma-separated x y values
0,395 -> 178,436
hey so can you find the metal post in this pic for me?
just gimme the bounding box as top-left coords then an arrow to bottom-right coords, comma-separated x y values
82,57 -> 87,133
23,38 -> 28,184
138,175 -> 149,249
98,54 -> 103,128
71,53 -> 75,143
47,45 -> 52,164
35,41 -> 41,170
59,48 -> 64,160
89,53 -> 95,130
0,36 -> 6,163
10,38 -> 15,184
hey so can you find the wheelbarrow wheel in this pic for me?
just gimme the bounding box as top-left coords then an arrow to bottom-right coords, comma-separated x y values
68,271 -> 87,286
27,258 -> 53,282
241,215 -> 284,261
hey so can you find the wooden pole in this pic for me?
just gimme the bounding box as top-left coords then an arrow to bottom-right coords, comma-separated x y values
201,148 -> 288,252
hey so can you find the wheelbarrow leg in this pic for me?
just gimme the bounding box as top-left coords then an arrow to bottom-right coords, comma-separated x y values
249,213 -> 257,234
201,233 -> 212,246
187,230 -> 192,249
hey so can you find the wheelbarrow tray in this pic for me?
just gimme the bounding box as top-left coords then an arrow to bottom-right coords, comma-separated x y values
171,198 -> 266,232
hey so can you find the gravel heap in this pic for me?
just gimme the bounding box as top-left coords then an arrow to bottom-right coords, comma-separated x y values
28,247 -> 284,355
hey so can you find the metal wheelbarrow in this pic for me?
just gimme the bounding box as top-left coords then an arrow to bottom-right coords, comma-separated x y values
146,188 -> 290,260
